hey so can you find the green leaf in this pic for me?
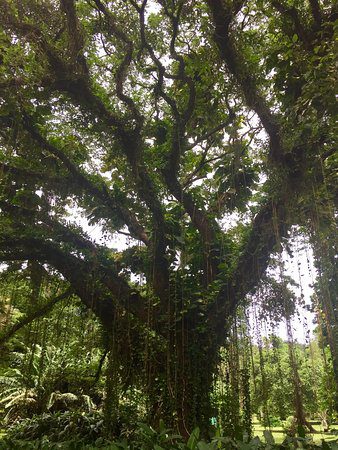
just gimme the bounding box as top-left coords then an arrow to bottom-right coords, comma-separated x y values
197,441 -> 216,450
187,427 -> 200,450
137,422 -> 155,436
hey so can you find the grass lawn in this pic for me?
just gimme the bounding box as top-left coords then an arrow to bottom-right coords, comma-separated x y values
253,422 -> 338,444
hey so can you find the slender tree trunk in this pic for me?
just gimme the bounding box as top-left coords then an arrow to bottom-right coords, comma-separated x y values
286,319 -> 315,433
258,343 -> 270,428
309,199 -> 338,411
104,327 -> 120,438
229,321 -> 242,437
319,288 -> 338,412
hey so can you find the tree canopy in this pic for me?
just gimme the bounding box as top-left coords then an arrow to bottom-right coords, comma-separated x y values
0,0 -> 337,436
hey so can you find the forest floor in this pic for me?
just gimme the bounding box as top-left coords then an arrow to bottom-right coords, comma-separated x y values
0,422 -> 337,444
252,422 -> 338,444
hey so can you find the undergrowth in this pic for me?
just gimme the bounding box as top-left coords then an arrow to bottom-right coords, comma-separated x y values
0,413 -> 337,449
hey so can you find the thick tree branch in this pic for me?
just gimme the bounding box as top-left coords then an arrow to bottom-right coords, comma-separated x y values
0,161 -> 148,244
308,0 -> 322,27
60,0 -> 89,74
5,3 -> 169,299
1,2 -> 169,302
0,2 -> 123,129
0,237 -> 149,328
1,2 -> 68,78
209,197 -> 289,344
162,163 -> 221,284
0,200 -> 99,255
0,161 -> 73,188
206,0 -> 283,164
20,116 -> 149,245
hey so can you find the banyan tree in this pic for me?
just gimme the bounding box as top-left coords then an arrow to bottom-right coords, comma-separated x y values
0,0 -> 336,436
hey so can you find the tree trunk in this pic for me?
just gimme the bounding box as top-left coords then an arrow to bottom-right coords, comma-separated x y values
174,329 -> 217,439
139,316 -> 218,439
311,227 -> 338,412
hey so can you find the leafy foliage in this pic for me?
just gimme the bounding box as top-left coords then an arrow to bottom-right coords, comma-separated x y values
1,420 -> 338,450
0,0 -> 336,441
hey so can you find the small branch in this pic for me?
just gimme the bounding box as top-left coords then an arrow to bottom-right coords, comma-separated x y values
271,0 -> 310,46
92,349 -> 108,384
164,1 -> 196,125
92,0 -> 143,127
134,0 -> 180,119
0,288 -> 73,346
187,111 -> 235,150
183,153 -> 224,188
